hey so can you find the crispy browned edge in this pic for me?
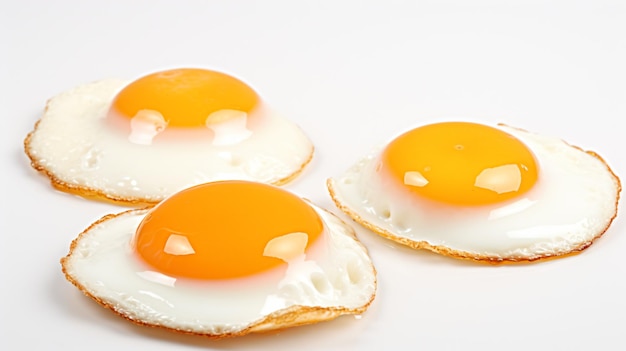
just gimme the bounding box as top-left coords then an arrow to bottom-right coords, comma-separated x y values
60,207 -> 377,339
23,102 -> 315,207
326,128 -> 622,265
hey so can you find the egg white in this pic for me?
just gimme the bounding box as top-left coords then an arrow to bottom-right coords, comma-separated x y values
61,203 -> 376,337
25,79 -> 314,204
328,124 -> 620,261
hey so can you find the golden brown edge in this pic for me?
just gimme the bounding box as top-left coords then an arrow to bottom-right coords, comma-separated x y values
60,205 -> 377,339
326,139 -> 622,264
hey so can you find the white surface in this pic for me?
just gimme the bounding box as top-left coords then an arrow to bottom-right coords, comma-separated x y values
2,0 -> 625,350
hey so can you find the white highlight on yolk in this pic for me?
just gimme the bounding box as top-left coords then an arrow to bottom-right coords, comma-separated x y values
206,110 -> 253,146
474,164 -> 522,194
163,234 -> 196,256
263,232 -> 308,262
403,171 -> 429,187
128,109 -> 168,145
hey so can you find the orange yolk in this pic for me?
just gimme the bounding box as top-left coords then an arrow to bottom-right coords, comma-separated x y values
110,68 -> 260,127
381,122 -> 538,206
134,181 -> 324,280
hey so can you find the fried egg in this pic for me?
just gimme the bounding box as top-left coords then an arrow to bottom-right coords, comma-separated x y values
327,122 -> 621,262
25,68 -> 314,205
61,181 -> 377,338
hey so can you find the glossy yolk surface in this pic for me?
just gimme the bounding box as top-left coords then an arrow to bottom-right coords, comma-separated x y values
110,68 -> 260,127
381,122 -> 538,206
134,181 -> 324,280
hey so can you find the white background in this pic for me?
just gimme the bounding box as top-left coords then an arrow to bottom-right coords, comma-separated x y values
2,0 -> 625,350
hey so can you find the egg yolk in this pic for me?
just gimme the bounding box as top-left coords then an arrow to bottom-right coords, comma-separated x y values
134,181 -> 324,280
381,122 -> 538,206
110,68 -> 260,127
